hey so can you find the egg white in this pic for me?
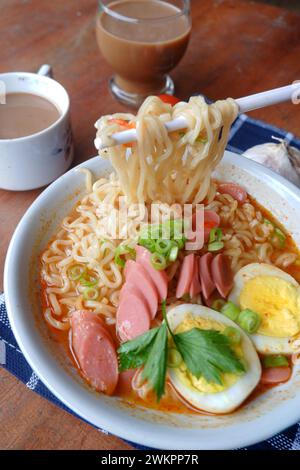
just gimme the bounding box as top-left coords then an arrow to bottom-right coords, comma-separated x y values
167,304 -> 262,414
229,263 -> 300,355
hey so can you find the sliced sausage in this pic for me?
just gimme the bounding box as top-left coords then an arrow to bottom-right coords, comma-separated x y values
199,253 -> 215,300
189,255 -> 201,298
135,245 -> 168,301
176,254 -> 195,299
261,366 -> 292,384
218,183 -> 247,203
122,262 -> 158,319
117,290 -> 151,342
71,310 -> 118,395
211,254 -> 233,298
176,255 -> 194,299
116,369 -> 136,395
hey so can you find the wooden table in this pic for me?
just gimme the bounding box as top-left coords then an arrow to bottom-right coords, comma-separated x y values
0,0 -> 300,450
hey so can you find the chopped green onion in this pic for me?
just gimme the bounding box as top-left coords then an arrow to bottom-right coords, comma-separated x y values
67,264 -> 86,281
221,301 -> 240,322
79,272 -> 98,287
271,228 -> 286,248
83,287 -> 99,300
238,309 -> 261,334
209,227 -> 223,244
208,241 -> 224,252
155,239 -> 173,255
167,348 -> 183,368
223,326 -> 241,345
174,237 -> 186,249
149,224 -> 162,240
151,253 -> 167,271
211,299 -> 226,312
169,245 -> 179,262
182,293 -> 190,302
196,136 -> 208,144
262,355 -> 289,368
264,218 -> 274,227
138,237 -> 156,253
114,245 -> 135,267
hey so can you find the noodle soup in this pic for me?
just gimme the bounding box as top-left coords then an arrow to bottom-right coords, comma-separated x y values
40,95 -> 300,416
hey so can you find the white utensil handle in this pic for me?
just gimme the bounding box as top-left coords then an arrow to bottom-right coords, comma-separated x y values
95,83 -> 300,150
236,83 -> 299,114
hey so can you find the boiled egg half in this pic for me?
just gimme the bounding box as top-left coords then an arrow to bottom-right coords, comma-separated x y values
229,263 -> 300,355
167,304 -> 261,414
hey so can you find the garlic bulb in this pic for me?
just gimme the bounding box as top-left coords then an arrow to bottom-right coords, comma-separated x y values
243,137 -> 300,187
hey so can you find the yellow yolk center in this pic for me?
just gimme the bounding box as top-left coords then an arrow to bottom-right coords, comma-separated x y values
239,276 -> 300,338
173,313 -> 243,394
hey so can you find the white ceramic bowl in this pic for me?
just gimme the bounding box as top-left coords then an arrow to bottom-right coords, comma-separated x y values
4,151 -> 300,450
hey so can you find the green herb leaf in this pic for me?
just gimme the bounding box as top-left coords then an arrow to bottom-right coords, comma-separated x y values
173,328 -> 246,385
142,324 -> 168,401
118,327 -> 160,371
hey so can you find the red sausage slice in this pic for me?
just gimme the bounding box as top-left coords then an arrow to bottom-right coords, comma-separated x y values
71,310 -> 118,395
176,254 -> 195,299
199,253 -> 215,300
135,246 -> 168,301
189,255 -> 201,298
211,254 -> 233,298
218,183 -> 247,203
261,367 -> 292,384
117,291 -> 151,342
124,260 -> 158,319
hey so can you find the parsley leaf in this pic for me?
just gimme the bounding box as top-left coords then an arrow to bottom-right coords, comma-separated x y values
173,328 -> 246,385
142,324 -> 168,401
118,327 -> 160,371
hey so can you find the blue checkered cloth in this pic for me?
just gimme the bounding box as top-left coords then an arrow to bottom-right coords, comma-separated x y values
1,113 -> 300,450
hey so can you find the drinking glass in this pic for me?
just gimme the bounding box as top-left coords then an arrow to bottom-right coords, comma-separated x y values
96,0 -> 191,107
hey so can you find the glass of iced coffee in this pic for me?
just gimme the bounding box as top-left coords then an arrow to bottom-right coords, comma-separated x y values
96,0 -> 191,107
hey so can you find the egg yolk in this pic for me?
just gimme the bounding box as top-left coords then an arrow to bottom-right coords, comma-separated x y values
173,313 -> 244,394
239,275 -> 300,338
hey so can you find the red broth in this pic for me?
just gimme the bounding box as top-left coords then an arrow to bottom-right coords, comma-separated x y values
40,196 -> 299,415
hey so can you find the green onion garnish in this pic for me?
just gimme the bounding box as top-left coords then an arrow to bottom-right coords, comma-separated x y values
223,326 -> 241,345
272,228 -> 286,248
79,272 -> 98,287
167,348 -> 183,368
169,245 -> 179,262
138,237 -> 156,253
114,245 -> 135,268
83,287 -> 99,301
151,253 -> 167,271
208,241 -> 224,252
67,264 -> 86,281
174,237 -> 186,249
209,227 -> 223,244
182,293 -> 190,302
237,309 -> 261,334
221,301 -> 240,322
264,218 -> 274,226
211,299 -> 226,312
155,239 -> 173,255
262,355 -> 289,368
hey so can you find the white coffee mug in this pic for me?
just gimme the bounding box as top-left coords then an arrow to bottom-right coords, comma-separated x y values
0,67 -> 73,191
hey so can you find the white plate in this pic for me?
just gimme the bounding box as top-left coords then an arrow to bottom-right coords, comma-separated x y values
4,152 -> 300,450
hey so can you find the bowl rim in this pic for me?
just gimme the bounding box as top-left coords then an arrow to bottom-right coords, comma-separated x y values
4,151 -> 300,450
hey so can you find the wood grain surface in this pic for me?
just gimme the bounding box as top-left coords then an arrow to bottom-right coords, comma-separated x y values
0,0 -> 300,450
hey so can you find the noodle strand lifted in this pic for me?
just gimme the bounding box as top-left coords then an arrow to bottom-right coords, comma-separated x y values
95,96 -> 238,204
